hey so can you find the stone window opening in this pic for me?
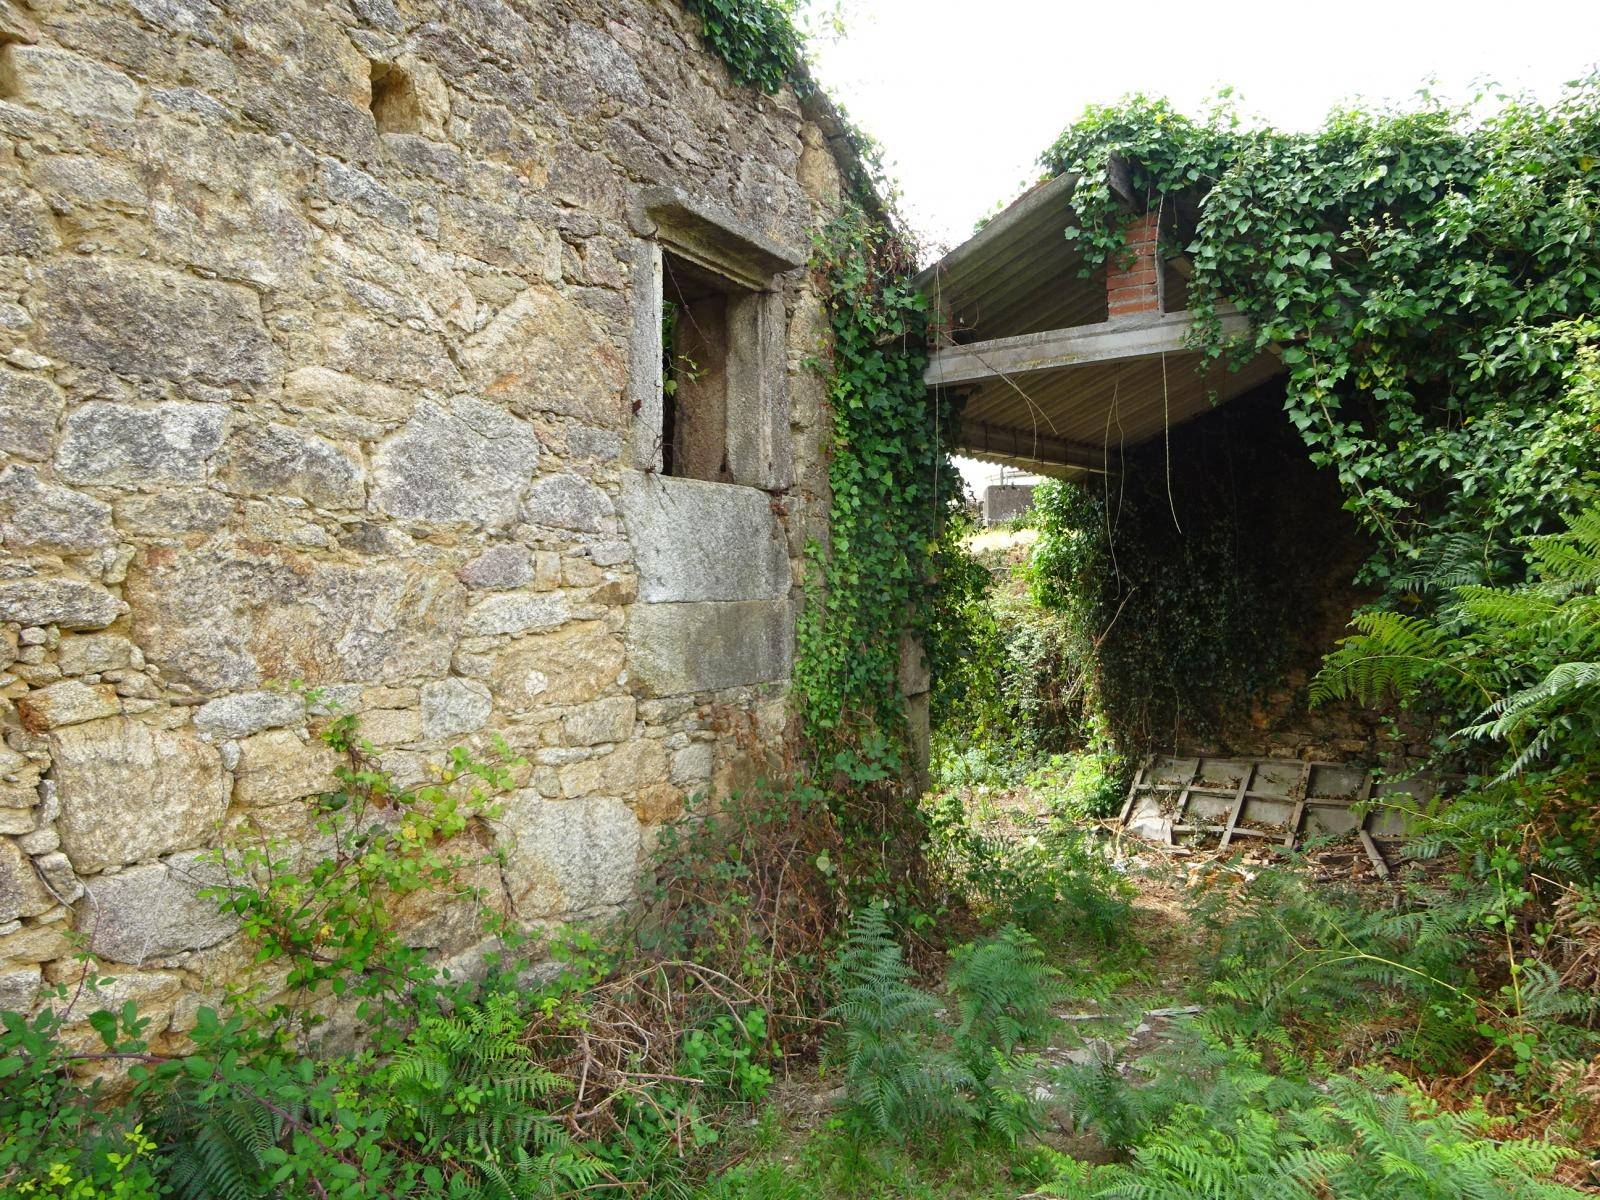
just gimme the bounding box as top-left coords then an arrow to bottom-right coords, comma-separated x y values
627,187 -> 806,492
659,249 -> 747,482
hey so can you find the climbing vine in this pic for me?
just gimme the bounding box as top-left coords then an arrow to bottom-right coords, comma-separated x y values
1042,82 -> 1600,593
680,0 -> 803,95
795,206 -> 970,759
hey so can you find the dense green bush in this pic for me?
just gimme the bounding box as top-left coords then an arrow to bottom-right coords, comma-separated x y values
680,0 -> 803,94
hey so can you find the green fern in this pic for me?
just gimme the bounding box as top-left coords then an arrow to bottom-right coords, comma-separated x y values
382,991 -> 573,1168
825,904 -> 975,1139
1314,503 -> 1600,779
1048,1056 -> 1585,1200
949,926 -> 1064,1068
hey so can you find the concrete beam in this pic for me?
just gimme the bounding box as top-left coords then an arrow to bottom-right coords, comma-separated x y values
925,308 -> 1250,388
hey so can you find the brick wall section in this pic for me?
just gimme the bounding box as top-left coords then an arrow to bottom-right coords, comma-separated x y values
1105,210 -> 1163,320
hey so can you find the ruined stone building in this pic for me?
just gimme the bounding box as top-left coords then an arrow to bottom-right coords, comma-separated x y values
0,0 -> 902,1032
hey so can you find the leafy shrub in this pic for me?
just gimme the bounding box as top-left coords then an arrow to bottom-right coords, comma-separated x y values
929,806 -> 1134,950
681,0 -> 803,94
1043,88 -> 1600,595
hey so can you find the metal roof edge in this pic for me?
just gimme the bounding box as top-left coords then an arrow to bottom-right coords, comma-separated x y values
912,172 -> 1078,293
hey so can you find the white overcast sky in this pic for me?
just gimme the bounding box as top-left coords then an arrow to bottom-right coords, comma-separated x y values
802,0 -> 1600,253
798,0 -> 1600,491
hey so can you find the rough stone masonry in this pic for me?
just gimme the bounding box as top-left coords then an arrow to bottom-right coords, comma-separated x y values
0,0 -> 925,1044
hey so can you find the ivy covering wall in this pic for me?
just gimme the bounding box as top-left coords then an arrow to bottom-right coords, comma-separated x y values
1030,79 -> 1600,756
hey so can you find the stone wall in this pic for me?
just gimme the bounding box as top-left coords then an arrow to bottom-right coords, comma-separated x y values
0,0 -> 854,1039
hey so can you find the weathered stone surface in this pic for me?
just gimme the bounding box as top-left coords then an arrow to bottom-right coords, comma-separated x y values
0,45 -> 140,119
484,620 -> 623,712
232,728 -> 342,807
620,473 -> 788,603
522,473 -> 615,533
463,592 -> 568,637
0,809 -> 34,835
459,544 -> 535,590
17,680 -> 120,731
282,366 -> 410,424
371,397 -> 540,527
194,691 -> 305,741
55,633 -> 137,676
359,708 -> 421,745
0,922 -> 72,965
53,718 -> 228,872
370,54 -> 449,138
125,537 -> 464,691
630,781 -> 683,824
0,965 -> 40,1012
0,578 -> 126,630
0,0 -> 853,1028
558,738 -> 666,799
0,185 -> 56,256
461,286 -> 625,426
497,792 -> 640,916
318,315 -> 460,391
0,367 -> 64,462
0,465 -> 117,556
215,423 -> 366,510
37,262 -> 280,389
0,1 -> 40,44
33,851 -> 82,903
670,742 -> 714,788
557,696 -> 635,746
30,153 -> 146,213
56,402 -> 228,486
421,677 -> 492,740
0,837 -> 53,923
79,850 -> 237,963
626,600 -> 793,696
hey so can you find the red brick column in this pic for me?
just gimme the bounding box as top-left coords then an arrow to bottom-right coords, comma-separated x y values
1106,210 -> 1163,320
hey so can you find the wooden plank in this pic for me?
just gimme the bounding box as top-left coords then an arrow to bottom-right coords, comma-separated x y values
1217,765 -> 1254,850
925,308 -> 1251,388
1118,757 -> 1151,826
1284,761 -> 1314,850
1169,759 -> 1203,845
1357,829 -> 1392,880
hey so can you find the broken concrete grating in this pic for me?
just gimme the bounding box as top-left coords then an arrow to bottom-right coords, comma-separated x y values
1119,754 -> 1435,878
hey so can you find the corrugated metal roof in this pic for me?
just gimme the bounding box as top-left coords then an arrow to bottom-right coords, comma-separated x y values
917,174 -> 1281,477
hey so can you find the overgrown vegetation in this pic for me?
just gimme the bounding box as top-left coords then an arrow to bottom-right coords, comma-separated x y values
679,0 -> 802,94
8,47 -> 1600,1200
992,80 -> 1600,1198
1042,82 -> 1600,591
1026,388 -> 1361,753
